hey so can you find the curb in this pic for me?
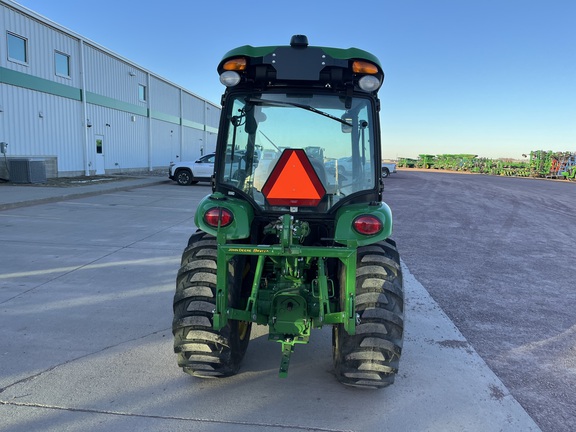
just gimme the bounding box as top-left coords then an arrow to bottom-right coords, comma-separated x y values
0,178 -> 168,211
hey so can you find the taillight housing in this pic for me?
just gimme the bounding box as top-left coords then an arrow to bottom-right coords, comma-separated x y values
204,207 -> 234,228
352,215 -> 383,235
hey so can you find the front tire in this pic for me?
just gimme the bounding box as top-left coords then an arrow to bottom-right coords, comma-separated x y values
382,168 -> 390,178
175,169 -> 193,186
333,239 -> 404,388
172,231 -> 251,377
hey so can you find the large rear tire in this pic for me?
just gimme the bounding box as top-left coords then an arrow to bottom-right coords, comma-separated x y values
333,238 -> 404,388
172,231 -> 251,377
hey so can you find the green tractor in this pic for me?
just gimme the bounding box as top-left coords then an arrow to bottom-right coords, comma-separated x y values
172,35 -> 404,388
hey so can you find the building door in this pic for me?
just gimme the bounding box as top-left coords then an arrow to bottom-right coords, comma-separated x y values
95,135 -> 105,175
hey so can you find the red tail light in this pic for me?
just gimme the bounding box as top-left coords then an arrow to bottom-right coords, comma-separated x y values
353,215 -> 382,235
204,207 -> 234,227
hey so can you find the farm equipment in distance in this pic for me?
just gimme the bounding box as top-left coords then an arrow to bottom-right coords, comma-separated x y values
396,150 -> 576,180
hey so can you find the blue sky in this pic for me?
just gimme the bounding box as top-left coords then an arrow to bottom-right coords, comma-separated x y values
14,0 -> 576,159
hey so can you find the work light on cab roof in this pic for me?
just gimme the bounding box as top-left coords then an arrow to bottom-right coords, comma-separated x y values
217,35 -> 384,93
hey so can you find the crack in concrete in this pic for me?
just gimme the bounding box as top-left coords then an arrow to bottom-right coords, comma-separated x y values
1,399 -> 351,432
0,328 -> 170,395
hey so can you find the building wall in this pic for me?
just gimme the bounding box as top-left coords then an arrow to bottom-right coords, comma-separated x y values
0,82 -> 83,175
0,0 -> 220,178
85,104 -> 149,171
1,5 -> 81,86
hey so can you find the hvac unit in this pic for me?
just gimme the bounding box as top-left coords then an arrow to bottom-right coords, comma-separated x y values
8,159 -> 47,184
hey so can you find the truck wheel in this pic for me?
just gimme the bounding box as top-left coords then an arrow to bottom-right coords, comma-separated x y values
382,167 -> 390,178
333,239 -> 404,388
172,231 -> 251,377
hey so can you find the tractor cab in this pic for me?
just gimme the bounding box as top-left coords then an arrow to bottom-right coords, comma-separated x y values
213,35 -> 384,217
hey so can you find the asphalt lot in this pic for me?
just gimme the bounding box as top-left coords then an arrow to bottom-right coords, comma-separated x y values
384,170 -> 576,432
0,172 -> 561,431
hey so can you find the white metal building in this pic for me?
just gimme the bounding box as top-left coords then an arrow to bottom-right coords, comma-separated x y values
0,0 -> 220,179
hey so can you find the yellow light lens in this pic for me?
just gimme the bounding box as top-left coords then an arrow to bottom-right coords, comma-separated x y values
352,60 -> 378,74
222,57 -> 247,71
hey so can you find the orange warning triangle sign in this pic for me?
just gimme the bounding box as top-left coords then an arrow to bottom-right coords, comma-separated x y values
262,149 -> 326,207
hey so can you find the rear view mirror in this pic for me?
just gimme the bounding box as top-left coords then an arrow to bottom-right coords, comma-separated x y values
341,117 -> 352,133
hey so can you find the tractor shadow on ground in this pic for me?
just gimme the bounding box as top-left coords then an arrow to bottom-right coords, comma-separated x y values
237,325 -> 336,383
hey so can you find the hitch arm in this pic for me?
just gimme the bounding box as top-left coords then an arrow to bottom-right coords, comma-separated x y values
279,340 -> 295,378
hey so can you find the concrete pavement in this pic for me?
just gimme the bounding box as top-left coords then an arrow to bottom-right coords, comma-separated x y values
0,179 -> 541,431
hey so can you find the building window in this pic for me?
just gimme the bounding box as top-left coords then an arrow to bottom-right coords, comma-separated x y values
55,51 -> 70,77
7,32 -> 28,64
138,84 -> 146,102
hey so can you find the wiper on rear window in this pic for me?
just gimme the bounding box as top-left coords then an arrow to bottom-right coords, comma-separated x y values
247,98 -> 353,127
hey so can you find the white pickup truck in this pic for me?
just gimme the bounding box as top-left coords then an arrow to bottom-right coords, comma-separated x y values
382,162 -> 397,178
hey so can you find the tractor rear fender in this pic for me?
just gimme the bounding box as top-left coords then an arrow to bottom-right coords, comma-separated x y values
334,202 -> 393,246
194,193 -> 254,240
